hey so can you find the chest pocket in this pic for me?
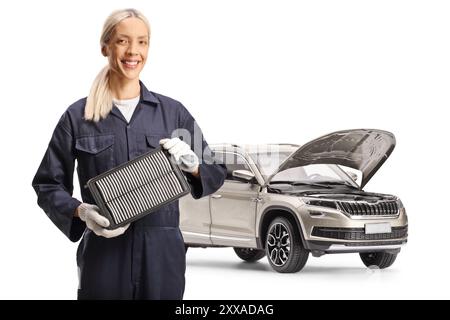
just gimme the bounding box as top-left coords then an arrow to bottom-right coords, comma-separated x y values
75,134 -> 115,177
145,133 -> 168,150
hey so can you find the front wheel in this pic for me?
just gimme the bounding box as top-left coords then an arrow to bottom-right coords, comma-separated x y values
360,251 -> 397,269
234,247 -> 266,262
265,217 -> 309,273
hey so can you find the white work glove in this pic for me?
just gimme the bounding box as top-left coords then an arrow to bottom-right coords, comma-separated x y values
159,137 -> 199,174
77,203 -> 130,238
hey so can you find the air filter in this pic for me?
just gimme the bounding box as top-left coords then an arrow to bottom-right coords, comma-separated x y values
86,147 -> 191,229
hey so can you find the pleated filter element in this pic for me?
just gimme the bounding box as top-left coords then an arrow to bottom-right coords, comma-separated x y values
87,148 -> 191,229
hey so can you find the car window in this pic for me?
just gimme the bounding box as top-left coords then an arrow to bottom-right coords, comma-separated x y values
214,151 -> 252,181
248,151 -> 294,177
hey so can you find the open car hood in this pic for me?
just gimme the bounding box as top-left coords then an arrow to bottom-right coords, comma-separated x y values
267,129 -> 396,189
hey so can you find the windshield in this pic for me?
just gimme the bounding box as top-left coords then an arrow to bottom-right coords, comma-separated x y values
249,150 -> 358,187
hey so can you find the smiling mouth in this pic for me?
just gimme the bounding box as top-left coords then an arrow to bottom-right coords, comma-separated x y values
121,60 -> 141,69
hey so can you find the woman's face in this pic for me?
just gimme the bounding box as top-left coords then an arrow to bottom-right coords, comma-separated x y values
104,17 -> 149,81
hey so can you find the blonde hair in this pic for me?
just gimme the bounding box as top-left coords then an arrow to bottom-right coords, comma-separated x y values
84,8 -> 151,122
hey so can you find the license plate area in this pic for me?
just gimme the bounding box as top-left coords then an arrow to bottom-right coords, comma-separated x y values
365,222 -> 392,234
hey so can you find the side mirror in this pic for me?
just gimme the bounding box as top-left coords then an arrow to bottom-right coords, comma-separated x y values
346,171 -> 358,182
232,170 -> 256,183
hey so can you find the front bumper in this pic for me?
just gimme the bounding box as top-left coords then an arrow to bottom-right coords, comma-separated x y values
306,239 -> 407,256
311,225 -> 408,241
298,205 -> 408,255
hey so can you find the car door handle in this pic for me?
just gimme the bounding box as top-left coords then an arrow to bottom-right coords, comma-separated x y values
211,194 -> 222,199
251,197 -> 262,202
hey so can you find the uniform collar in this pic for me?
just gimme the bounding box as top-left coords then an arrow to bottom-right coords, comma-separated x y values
139,80 -> 160,106
110,81 -> 158,123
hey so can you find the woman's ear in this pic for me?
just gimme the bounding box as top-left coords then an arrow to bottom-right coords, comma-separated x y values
101,46 -> 108,57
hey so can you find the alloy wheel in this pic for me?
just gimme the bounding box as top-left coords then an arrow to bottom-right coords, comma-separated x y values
267,222 -> 291,267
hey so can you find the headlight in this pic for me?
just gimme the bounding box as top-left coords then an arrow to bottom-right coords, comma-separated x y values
304,199 -> 337,209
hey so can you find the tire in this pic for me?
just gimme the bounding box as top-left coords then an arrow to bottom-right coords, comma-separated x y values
265,217 -> 309,273
233,247 -> 266,262
359,251 -> 397,269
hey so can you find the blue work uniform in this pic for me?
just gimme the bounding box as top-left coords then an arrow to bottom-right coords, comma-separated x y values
31,81 -> 227,299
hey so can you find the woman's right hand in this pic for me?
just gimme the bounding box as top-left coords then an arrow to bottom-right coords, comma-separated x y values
76,203 -> 129,238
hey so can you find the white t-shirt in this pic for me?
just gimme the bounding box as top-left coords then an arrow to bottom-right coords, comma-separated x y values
112,95 -> 140,123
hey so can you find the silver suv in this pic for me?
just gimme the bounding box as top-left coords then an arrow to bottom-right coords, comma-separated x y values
180,129 -> 408,273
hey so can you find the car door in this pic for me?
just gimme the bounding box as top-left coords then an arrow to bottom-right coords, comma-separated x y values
179,193 -> 212,245
209,151 -> 259,247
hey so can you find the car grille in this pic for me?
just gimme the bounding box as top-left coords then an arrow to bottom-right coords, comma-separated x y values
312,226 -> 408,241
87,148 -> 190,229
337,200 -> 399,216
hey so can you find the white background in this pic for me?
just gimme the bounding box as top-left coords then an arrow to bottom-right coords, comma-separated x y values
0,0 -> 449,299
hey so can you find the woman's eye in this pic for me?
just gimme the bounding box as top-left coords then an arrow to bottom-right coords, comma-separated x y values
118,39 -> 127,44
140,41 -> 148,45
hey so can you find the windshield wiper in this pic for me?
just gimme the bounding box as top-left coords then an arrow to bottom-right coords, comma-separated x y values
269,180 -> 359,189
319,181 -> 359,189
269,181 -> 334,188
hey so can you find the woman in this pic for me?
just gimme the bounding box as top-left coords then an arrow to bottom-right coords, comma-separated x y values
31,8 -> 226,300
